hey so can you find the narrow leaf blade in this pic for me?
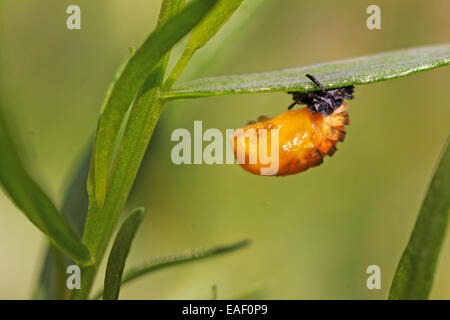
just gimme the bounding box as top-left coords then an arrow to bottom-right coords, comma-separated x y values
33,145 -> 92,299
186,0 -> 243,51
163,44 -> 450,99
72,1 -> 222,300
103,207 -> 145,300
93,239 -> 251,300
389,137 -> 450,299
163,0 -> 243,89
0,108 -> 92,266
83,81 -> 161,268
90,0 -> 220,207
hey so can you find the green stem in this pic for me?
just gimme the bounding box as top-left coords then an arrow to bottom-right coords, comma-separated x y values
162,48 -> 195,91
69,0 -> 189,299
70,204 -> 101,299
71,97 -> 166,300
70,265 -> 97,300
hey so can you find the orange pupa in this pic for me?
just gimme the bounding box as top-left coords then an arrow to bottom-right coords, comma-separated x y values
231,74 -> 354,176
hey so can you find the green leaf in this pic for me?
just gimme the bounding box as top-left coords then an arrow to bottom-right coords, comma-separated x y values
85,0 -> 246,276
174,0 -> 273,82
92,239 -> 251,300
85,80 -> 162,261
106,0 -> 186,172
81,79 -> 164,299
34,35 -> 133,298
0,108 -> 92,266
389,137 -> 450,300
32,145 -> 92,299
162,44 -> 450,99
89,0 -> 220,208
163,0 -> 244,89
31,245 -> 67,300
103,207 -> 145,300
187,0 -> 243,51
157,0 -> 186,26
74,0 -> 222,300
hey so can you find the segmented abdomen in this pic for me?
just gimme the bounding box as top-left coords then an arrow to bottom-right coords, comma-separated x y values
231,103 -> 350,176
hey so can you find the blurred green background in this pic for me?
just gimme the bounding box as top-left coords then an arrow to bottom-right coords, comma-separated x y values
0,0 -> 449,299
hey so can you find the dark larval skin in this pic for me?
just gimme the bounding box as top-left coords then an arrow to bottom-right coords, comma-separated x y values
288,74 -> 354,116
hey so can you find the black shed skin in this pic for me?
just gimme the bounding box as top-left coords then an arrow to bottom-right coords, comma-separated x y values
288,74 -> 354,116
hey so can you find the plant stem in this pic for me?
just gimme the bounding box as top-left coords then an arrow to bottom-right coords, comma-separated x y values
71,97 -> 166,300
163,48 -> 195,91
70,265 -> 97,300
